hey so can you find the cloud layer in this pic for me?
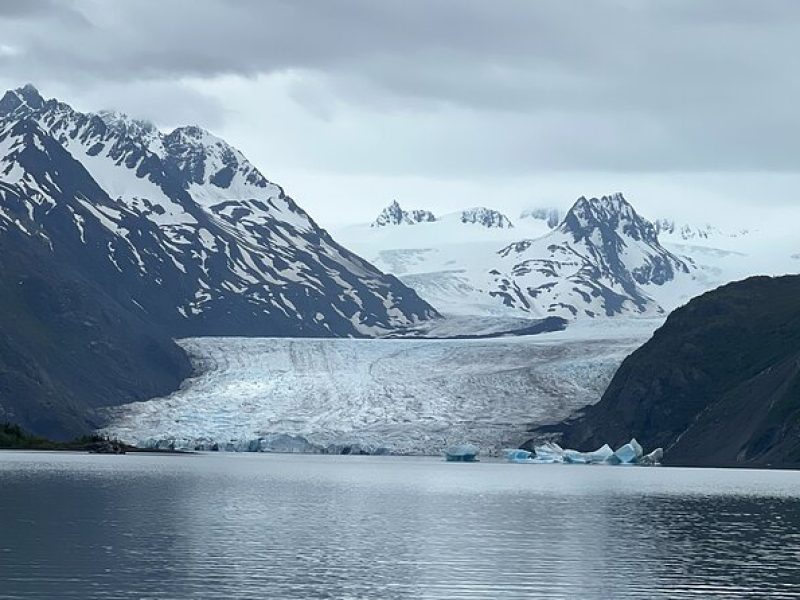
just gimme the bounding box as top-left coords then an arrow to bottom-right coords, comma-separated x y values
1,1 -> 799,222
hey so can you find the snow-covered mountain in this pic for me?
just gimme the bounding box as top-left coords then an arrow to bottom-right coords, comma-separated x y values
458,207 -> 514,228
0,85 -> 437,337
489,194 -> 693,319
337,193 -> 711,320
338,202 -> 540,316
371,200 -> 436,227
371,200 -> 513,230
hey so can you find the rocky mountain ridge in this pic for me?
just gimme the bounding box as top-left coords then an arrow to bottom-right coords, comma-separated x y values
0,85 -> 438,337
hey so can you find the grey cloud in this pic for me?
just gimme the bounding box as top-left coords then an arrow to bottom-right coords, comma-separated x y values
1,1 -> 800,174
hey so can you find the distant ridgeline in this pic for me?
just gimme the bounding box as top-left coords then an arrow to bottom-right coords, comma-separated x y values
0,84 -> 438,438
550,275 -> 800,468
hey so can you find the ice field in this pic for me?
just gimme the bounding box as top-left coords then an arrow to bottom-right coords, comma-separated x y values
102,323 -> 654,454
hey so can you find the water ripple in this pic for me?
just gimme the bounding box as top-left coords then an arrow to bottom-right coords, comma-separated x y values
2,453 -> 800,598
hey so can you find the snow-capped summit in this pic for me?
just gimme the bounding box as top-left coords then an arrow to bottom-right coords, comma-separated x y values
519,207 -> 561,229
371,200 -> 436,227
458,207 -> 513,228
560,193 -> 658,245
341,192 -> 703,320
0,83 -> 45,113
370,202 -> 513,230
0,85 -> 438,337
94,110 -> 161,146
491,193 -> 692,318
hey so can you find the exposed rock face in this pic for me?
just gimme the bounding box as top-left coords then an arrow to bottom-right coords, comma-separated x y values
553,275 -> 800,468
371,200 -> 437,227
459,207 -> 513,229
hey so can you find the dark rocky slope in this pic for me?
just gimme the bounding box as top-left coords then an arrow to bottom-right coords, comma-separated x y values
0,225 -> 191,439
553,275 -> 800,467
0,85 -> 439,438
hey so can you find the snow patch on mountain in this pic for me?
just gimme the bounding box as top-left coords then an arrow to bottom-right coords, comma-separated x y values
339,193 -> 719,322
0,85 -> 437,336
488,193 -> 695,320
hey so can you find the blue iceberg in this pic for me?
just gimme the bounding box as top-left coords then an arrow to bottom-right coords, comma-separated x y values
613,438 -> 644,464
504,448 -> 535,463
445,443 -> 479,462
506,439 -> 662,466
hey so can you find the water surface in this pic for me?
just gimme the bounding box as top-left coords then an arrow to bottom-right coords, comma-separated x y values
2,452 -> 800,599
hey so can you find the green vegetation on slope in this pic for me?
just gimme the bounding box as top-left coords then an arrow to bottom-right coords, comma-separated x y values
0,422 -> 115,450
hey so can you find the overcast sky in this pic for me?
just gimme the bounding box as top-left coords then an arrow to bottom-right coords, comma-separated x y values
1,0 -> 799,227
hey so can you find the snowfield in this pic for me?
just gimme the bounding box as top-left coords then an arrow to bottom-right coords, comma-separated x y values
101,323 -> 656,455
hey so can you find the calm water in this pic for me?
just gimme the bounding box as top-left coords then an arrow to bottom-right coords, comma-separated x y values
2,453 -> 800,599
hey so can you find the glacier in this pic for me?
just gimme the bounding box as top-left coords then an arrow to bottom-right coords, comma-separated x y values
100,324 -> 653,455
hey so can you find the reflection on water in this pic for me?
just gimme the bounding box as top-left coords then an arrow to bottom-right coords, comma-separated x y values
2,452 -> 800,599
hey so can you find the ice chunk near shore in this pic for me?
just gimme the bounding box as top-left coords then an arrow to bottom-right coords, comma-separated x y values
445,443 -> 479,462
587,444 -> 614,463
639,447 -> 664,466
563,443 -> 616,464
563,449 -> 588,464
532,442 -> 566,463
614,438 -> 644,464
507,439 -> 661,466
504,448 -> 535,463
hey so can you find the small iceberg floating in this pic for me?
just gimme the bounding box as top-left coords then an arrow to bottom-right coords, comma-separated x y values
504,448 -> 535,463
504,439 -> 663,466
445,443 -> 479,462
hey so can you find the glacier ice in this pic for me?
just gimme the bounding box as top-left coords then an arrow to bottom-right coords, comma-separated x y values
532,442 -> 566,463
445,444 -> 479,462
100,333 -> 646,456
639,447 -> 664,466
510,439 -> 661,466
586,443 -> 615,463
504,448 -> 535,463
613,438 -> 644,464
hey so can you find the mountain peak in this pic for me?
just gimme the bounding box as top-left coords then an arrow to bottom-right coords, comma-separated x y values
96,110 -> 158,138
0,83 -> 45,115
561,193 -> 658,245
371,201 -> 436,227
167,124 -> 211,141
492,192 -> 691,319
459,207 -> 513,228
17,84 -> 43,105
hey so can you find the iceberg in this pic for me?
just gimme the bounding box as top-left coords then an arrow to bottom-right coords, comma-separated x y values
445,443 -> 479,462
504,448 -> 535,463
639,447 -> 664,466
505,438 -> 660,466
587,443 -> 614,464
613,438 -> 644,464
532,442 -> 566,463
563,449 -> 589,464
